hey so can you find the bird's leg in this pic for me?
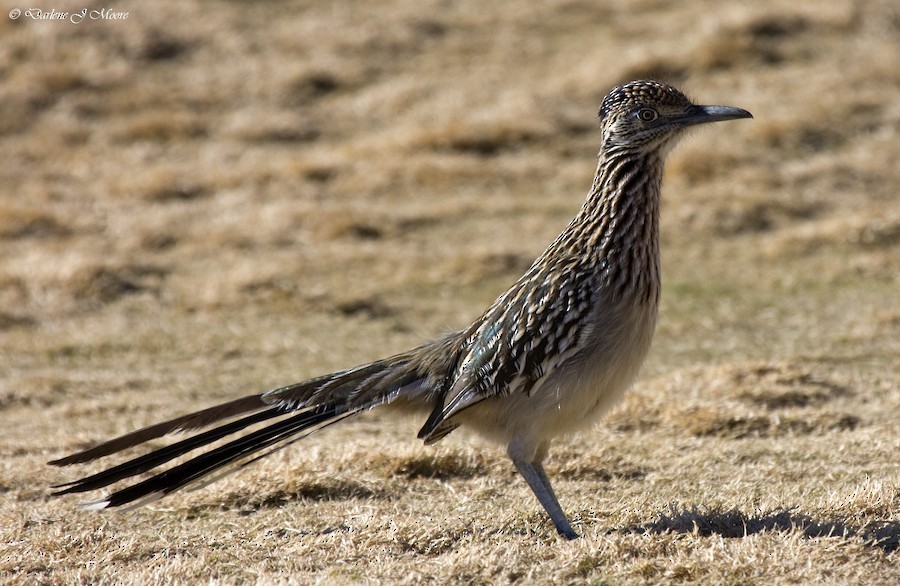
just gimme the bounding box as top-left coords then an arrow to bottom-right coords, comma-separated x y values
508,440 -> 579,540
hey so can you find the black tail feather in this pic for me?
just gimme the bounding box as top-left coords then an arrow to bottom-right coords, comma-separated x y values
51,407 -> 286,495
50,351 -> 439,509
78,403 -> 357,509
48,395 -> 268,466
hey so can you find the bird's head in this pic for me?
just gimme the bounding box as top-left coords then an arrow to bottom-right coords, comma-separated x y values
598,80 -> 752,154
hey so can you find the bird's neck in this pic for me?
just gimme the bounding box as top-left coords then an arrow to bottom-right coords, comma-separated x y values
567,150 -> 664,303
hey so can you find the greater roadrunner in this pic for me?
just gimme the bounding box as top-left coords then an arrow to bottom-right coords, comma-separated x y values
50,80 -> 751,539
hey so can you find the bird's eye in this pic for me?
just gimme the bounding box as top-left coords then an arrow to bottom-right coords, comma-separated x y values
637,108 -> 658,122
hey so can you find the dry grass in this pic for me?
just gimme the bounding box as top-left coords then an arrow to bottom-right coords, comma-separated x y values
1,0 -> 898,583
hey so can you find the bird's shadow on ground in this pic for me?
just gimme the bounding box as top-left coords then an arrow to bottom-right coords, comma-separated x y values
616,505 -> 899,553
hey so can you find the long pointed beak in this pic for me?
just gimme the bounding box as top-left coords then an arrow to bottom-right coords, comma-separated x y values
680,104 -> 753,127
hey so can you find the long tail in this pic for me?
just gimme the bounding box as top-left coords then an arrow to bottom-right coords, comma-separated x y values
48,347 -> 443,510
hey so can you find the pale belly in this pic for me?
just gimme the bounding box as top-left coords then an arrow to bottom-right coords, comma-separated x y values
459,296 -> 658,451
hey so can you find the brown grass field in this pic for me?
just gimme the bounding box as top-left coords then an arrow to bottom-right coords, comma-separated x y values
1,0 -> 898,583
